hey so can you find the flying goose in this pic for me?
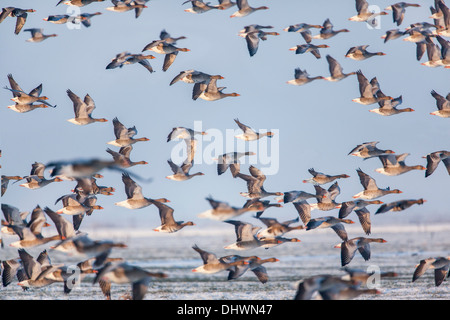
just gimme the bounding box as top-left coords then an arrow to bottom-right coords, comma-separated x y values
229,0 -> 269,18
115,173 -> 169,210
375,153 -> 426,176
430,89 -> 450,117
312,18 -> 350,39
234,118 -> 274,141
303,168 -> 350,185
412,256 -> 450,286
423,150 -> 450,177
24,28 -> 57,42
149,200 -> 195,233
93,261 -> 167,300
235,165 -> 283,199
385,2 -> 421,26
335,237 -> 387,266
0,7 -> 35,34
375,199 -> 426,214
353,168 -> 402,200
345,45 -> 386,60
348,141 -> 395,159
107,117 -> 149,147
197,196 -> 264,221
286,68 -> 324,86
323,55 -> 356,81
66,89 -> 107,125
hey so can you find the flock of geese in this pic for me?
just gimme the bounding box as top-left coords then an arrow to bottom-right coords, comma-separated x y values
0,0 -> 449,301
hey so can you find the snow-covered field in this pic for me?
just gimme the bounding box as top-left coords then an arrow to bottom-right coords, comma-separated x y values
1,221 -> 449,300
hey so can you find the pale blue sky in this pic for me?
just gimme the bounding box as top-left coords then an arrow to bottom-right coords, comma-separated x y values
1,0 -> 449,232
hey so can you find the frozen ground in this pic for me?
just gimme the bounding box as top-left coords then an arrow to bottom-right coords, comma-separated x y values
0,221 -> 449,300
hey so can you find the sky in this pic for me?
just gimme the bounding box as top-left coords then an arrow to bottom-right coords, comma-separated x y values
1,0 -> 449,232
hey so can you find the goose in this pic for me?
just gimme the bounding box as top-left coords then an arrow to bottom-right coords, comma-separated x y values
436,35 -> 450,66
75,11 -> 102,27
19,176 -> 63,190
0,7 -> 35,34
305,216 -> 354,241
73,176 -> 115,196
223,220 -> 289,251
437,0 -> 450,37
169,70 -> 223,86
191,245 -> 250,273
303,168 -> 350,185
57,0 -> 106,6
66,89 -> 107,125
283,23 -> 323,43
412,256 -> 450,286
238,24 -> 274,38
183,0 -> 218,14
349,0 -> 389,23
46,158 -> 149,182
256,216 -> 304,239
93,261 -> 167,300
375,199 -> 426,214
150,200 -> 195,233
403,28 -> 435,43
294,274 -> 360,300
43,207 -> 77,253
310,182 -> 342,211
197,196 -> 264,221
345,45 -> 386,60
369,91 -> 414,116
245,29 -> 279,57
335,237 -> 387,266
106,52 -> 155,73
352,70 -> 392,105
1,175 -> 22,196
283,23 -> 323,33
43,14 -> 77,24
223,255 -> 278,283
9,225 -> 62,248
421,36 -> 443,67
229,0 -> 269,18
286,68 -> 324,86
381,29 -> 406,42
215,151 -> 255,177
277,190 -> 320,204
142,39 -> 189,71
289,44 -> 329,59
234,118 -> 274,141
353,168 -> 402,200
159,28 -> 186,44
312,19 -> 350,40
1,203 -> 29,235
319,286 -> 381,300
58,233 -> 127,267
341,199 -> 382,223
348,141 -> 395,159
105,0 -> 147,15
243,199 -> 282,218
375,153 -> 426,176
106,146 -> 148,168
16,249 -> 63,289
55,192 -> 103,215
235,165 -> 283,199
24,28 -> 57,42
196,77 -> 240,101
385,2 -> 421,26
107,117 -> 149,147
5,74 -> 55,108
167,126 -> 207,141
323,55 -> 356,81
423,150 -> 450,177
216,0 -> 236,10
115,173 -> 169,210
430,89 -> 450,117
166,159 -> 204,181
339,200 -> 383,231
342,266 -> 399,284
